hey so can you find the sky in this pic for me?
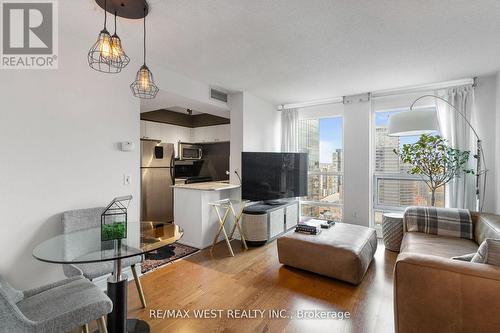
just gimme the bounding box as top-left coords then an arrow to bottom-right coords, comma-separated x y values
319,117 -> 343,164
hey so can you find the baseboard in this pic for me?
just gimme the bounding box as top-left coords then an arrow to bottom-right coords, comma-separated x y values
92,265 -> 141,291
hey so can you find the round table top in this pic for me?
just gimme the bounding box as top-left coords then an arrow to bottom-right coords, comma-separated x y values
33,222 -> 183,264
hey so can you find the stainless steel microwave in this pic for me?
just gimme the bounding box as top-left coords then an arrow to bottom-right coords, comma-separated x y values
179,142 -> 203,160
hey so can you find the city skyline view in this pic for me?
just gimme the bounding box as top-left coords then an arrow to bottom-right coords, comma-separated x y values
298,109 -> 445,222
299,117 -> 344,221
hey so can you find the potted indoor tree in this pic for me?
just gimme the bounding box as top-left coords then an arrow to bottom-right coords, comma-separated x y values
393,134 -> 474,206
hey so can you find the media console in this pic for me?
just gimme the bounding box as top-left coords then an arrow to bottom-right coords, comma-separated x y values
241,200 -> 299,246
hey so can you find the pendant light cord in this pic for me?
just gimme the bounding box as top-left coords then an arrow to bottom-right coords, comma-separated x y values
103,0 -> 107,29
143,5 -> 147,65
114,11 -> 117,34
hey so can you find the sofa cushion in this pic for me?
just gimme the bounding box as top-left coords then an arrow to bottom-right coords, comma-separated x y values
404,206 -> 473,240
471,239 -> 500,266
400,232 -> 478,258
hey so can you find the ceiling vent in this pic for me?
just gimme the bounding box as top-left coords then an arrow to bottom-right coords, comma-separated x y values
210,88 -> 228,103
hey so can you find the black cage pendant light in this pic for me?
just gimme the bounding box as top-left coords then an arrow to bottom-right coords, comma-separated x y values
88,0 -> 115,73
130,6 -> 159,99
88,0 -> 130,73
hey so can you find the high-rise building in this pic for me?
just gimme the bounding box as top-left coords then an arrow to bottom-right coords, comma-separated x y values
298,119 -> 319,171
332,149 -> 343,172
375,127 -> 400,173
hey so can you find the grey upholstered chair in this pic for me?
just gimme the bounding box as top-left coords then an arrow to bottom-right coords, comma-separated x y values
0,275 -> 111,333
61,207 -> 147,308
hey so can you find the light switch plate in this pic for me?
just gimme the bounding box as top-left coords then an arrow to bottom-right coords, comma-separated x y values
123,174 -> 131,185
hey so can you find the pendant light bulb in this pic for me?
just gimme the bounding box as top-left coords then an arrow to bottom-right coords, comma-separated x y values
139,67 -> 151,90
108,11 -> 130,70
98,30 -> 112,59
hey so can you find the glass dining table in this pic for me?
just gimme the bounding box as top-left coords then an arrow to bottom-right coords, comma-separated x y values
33,222 -> 183,333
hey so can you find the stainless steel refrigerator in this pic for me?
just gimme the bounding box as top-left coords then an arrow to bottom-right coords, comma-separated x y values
141,139 -> 175,222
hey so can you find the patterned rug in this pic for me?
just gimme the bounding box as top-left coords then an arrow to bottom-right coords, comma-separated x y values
141,243 -> 199,274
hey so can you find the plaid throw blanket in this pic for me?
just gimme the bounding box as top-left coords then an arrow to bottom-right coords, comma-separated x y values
404,206 -> 473,240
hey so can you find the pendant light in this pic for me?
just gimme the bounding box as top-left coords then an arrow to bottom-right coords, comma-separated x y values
130,5 -> 159,99
108,11 -> 130,71
88,0 -> 116,73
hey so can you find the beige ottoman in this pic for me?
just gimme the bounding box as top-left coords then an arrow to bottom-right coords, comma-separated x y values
277,223 -> 377,285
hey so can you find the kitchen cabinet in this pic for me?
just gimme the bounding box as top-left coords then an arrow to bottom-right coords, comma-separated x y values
141,120 -> 194,157
140,120 -> 162,140
141,120 -> 230,156
192,124 -> 230,143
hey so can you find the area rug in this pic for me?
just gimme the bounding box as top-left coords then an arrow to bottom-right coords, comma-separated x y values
141,243 -> 199,274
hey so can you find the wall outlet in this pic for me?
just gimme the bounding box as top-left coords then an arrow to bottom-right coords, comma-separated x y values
123,174 -> 131,185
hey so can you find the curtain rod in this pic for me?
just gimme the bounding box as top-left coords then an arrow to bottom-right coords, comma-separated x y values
277,77 -> 475,111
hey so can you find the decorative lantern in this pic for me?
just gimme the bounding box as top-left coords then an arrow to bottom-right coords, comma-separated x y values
101,195 -> 132,241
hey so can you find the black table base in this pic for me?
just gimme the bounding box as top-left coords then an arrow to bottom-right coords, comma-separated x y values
99,273 -> 150,333
94,320 -> 149,333
124,319 -> 150,333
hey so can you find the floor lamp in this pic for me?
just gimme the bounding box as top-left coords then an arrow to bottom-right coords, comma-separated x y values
387,94 -> 487,212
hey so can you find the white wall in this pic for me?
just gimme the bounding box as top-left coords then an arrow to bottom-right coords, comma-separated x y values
229,93 -> 244,184
0,4 -> 141,289
242,93 -> 281,152
298,103 -> 344,119
342,100 -> 372,227
229,92 -> 281,184
496,74 -> 500,214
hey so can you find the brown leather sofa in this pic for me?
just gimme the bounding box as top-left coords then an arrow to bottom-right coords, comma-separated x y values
394,212 -> 500,333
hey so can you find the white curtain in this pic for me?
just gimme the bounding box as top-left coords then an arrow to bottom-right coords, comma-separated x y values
281,108 -> 299,152
436,85 -> 476,209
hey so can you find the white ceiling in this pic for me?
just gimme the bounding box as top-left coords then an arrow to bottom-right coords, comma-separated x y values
143,0 -> 500,105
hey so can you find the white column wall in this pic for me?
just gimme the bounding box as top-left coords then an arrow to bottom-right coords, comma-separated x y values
229,93 -> 244,184
229,92 -> 281,185
342,100 -> 372,226
496,74 -> 500,214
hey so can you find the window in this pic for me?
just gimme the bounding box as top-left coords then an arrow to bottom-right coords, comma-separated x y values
372,109 -> 444,226
298,117 -> 343,220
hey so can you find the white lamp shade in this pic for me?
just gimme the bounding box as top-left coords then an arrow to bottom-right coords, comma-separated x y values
387,109 -> 439,136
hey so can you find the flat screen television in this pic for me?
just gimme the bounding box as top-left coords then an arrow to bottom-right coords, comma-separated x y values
241,152 -> 308,202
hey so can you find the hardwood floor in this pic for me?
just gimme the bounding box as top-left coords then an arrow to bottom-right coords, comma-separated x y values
126,239 -> 397,333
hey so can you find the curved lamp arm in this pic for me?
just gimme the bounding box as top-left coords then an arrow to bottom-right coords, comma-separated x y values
409,94 -> 480,141
410,94 -> 487,212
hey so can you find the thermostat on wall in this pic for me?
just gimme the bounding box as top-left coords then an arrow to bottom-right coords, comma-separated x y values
120,141 -> 135,151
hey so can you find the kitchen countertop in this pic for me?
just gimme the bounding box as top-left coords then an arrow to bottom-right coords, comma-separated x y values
172,181 -> 240,191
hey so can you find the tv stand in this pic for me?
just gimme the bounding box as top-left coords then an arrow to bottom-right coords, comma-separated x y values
263,200 -> 284,206
241,200 -> 299,246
